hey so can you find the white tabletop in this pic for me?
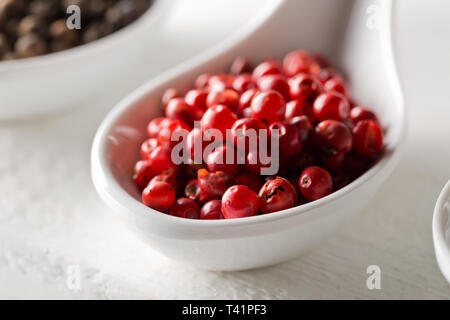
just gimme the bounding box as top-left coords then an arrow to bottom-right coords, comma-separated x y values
1,0 -> 449,299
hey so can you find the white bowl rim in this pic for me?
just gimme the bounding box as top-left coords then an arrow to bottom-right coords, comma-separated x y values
91,0 -> 406,230
0,0 -> 170,71
433,180 -> 450,270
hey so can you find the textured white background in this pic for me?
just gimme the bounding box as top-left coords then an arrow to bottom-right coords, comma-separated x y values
1,0 -> 450,299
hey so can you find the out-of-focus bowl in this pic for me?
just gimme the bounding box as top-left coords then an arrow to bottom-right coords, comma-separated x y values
91,0 -> 405,271
0,0 -> 170,121
433,180 -> 450,284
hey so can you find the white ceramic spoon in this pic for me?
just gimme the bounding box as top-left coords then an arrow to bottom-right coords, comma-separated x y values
91,0 -> 405,271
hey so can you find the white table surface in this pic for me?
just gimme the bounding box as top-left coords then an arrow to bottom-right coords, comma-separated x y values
1,0 -> 450,299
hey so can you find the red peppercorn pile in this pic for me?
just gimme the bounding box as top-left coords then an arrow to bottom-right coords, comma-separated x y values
134,49 -> 385,220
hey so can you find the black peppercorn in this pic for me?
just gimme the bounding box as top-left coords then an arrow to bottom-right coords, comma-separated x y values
0,0 -> 25,17
87,0 -> 109,19
28,0 -> 59,20
3,18 -> 19,41
132,0 -> 152,14
15,32 -> 48,58
62,0 -> 88,13
82,22 -> 112,43
106,0 -> 138,30
49,39 -> 72,52
17,15 -> 47,36
49,19 -> 79,47
0,12 -> 5,29
2,51 -> 16,60
0,32 -> 11,55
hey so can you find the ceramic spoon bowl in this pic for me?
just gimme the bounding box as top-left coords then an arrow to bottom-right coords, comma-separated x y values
91,0 -> 405,271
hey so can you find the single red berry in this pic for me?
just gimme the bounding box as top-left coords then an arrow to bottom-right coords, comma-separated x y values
235,172 -> 264,193
252,60 -> 283,79
197,169 -> 234,199
206,145 -> 242,175
200,200 -> 223,220
195,73 -> 210,88
207,74 -> 234,91
245,148 -> 275,175
169,198 -> 200,219
162,88 -> 180,106
324,76 -> 349,96
232,74 -> 256,93
258,177 -> 297,214
158,119 -> 190,148
201,105 -> 237,139
165,98 -> 195,127
240,107 -> 253,118
316,120 -> 353,153
206,89 -> 239,111
289,74 -> 323,102
230,56 -> 252,75
269,121 -> 303,157
283,50 -> 320,77
140,138 -> 158,159
149,172 -> 177,189
185,178 -> 205,202
288,115 -> 313,143
321,150 -> 345,172
285,100 -> 315,122
251,90 -> 286,125
191,107 -> 205,121
222,185 -> 259,219
239,88 -> 259,110
317,68 -> 339,84
257,74 -> 290,101
149,145 -> 178,174
185,89 -> 208,111
352,120 -> 384,157
230,118 -> 267,152
133,160 -> 156,189
237,88 -> 260,117
142,181 -> 176,212
299,166 -> 333,201
349,106 -> 378,124
147,117 -> 169,138
313,91 -> 350,122
186,128 -> 209,163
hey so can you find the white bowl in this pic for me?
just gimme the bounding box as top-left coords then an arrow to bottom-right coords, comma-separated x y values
0,0 -> 170,121
433,180 -> 450,284
91,0 -> 405,271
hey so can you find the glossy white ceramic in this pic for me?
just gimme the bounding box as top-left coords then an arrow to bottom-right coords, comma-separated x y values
433,180 -> 450,284
91,0 -> 405,271
0,0 -> 170,120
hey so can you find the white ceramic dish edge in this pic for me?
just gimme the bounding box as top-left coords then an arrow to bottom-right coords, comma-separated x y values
0,0 -> 172,120
433,180 -> 450,284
